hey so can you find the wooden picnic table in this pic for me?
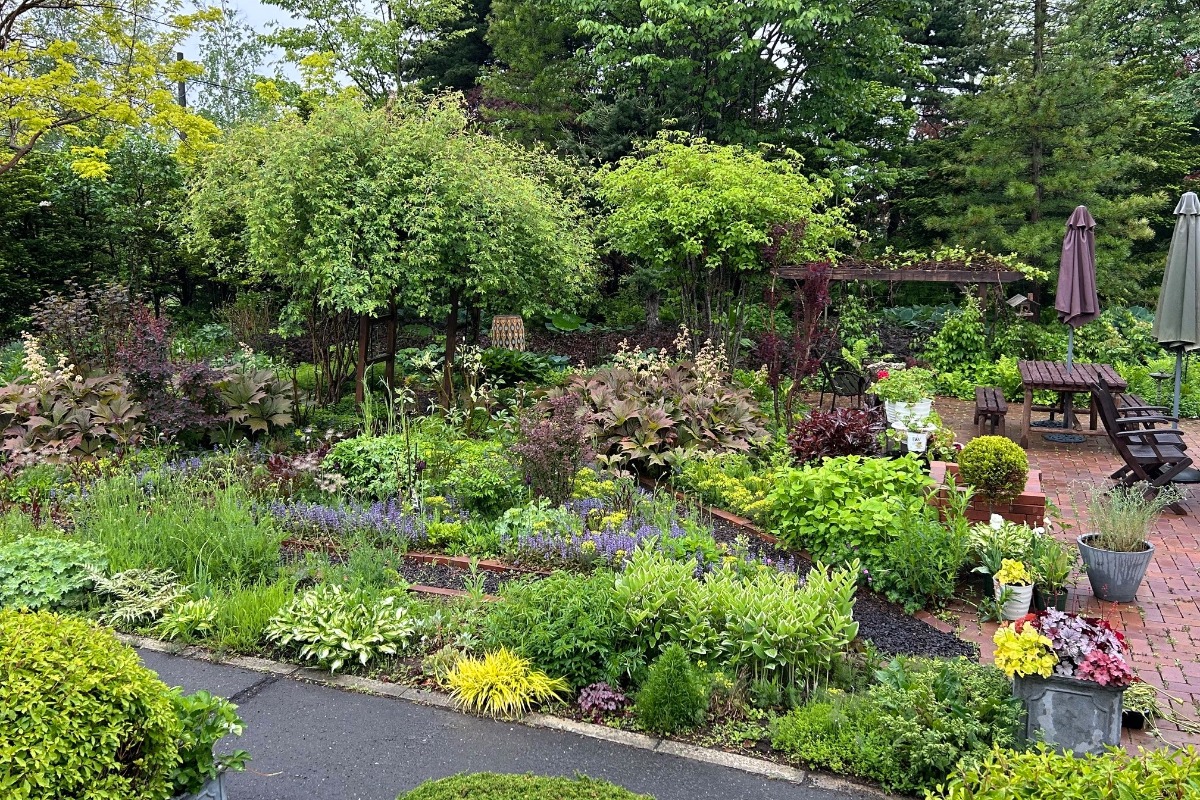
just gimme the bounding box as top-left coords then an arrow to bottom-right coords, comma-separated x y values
1017,360 -> 1127,447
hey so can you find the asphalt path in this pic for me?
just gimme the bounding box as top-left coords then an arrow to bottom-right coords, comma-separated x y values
138,649 -> 876,800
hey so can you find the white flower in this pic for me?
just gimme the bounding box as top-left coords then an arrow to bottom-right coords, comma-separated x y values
989,513 -> 1005,530
1033,527 -> 1046,536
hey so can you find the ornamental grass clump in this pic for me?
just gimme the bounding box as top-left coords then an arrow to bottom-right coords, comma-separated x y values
958,436 -> 1028,503
1083,482 -> 1186,552
993,610 -> 1133,687
446,648 -> 569,719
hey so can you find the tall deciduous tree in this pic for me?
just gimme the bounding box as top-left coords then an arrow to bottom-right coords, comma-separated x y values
596,133 -> 854,366
261,0 -> 468,102
185,96 -> 597,395
0,0 -> 219,176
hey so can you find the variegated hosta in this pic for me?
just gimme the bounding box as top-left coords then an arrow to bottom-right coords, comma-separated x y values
566,362 -> 768,468
0,368 -> 144,466
216,366 -> 294,434
265,585 -> 417,672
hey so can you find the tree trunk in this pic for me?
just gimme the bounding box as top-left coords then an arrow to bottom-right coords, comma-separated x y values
645,291 -> 661,328
442,287 -> 461,405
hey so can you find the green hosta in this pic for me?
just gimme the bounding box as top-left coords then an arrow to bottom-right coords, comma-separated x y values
158,598 -> 219,641
0,536 -> 106,610
266,585 -> 418,672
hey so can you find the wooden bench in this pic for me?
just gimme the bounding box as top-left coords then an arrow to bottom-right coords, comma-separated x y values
974,387 -> 1008,436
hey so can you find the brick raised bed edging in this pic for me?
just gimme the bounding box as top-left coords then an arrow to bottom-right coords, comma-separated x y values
929,461 -> 1047,527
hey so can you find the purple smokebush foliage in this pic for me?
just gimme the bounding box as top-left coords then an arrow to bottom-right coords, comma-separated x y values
511,394 -> 592,505
578,682 -> 629,720
788,408 -> 882,465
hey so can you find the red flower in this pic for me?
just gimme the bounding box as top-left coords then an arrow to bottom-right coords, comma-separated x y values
876,369 -> 890,380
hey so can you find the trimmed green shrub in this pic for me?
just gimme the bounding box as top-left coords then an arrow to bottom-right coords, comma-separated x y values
397,773 -> 652,799
0,609 -> 182,800
930,744 -> 1200,799
633,644 -> 710,734
958,437 -> 1028,503
0,535 -> 106,610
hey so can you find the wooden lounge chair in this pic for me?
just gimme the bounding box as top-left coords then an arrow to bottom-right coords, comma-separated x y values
1093,381 -> 1193,514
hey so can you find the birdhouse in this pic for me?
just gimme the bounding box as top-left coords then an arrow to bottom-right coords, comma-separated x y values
1007,293 -> 1037,319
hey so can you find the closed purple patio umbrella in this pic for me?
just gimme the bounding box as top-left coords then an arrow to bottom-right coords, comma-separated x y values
1056,205 -> 1101,371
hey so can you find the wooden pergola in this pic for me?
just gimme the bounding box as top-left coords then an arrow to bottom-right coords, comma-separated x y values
773,255 -> 1026,287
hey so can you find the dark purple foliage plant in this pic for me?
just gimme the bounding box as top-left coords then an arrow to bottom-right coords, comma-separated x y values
578,682 -> 629,721
512,394 -> 592,505
788,408 -> 882,465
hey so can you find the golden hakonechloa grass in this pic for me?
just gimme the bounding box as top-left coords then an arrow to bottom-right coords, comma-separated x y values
446,648 -> 568,719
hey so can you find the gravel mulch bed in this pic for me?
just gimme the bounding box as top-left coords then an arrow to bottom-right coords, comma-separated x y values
397,559 -> 531,595
699,507 -> 976,660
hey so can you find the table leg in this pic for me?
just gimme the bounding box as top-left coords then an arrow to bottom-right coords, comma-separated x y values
1021,385 -> 1032,448
1063,392 -> 1075,431
1089,395 -> 1098,431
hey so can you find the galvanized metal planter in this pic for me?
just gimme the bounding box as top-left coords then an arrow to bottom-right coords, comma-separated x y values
174,771 -> 228,800
1013,674 -> 1123,755
1077,534 -> 1154,603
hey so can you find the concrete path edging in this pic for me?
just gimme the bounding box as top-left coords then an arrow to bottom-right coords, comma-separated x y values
118,634 -> 893,799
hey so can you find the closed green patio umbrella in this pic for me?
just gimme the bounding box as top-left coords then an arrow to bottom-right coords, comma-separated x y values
1153,192 -> 1200,425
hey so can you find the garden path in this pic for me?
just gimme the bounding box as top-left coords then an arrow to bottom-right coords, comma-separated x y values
933,397 -> 1200,748
136,648 -> 874,800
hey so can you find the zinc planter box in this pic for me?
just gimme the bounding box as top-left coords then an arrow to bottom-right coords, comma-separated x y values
174,772 -> 227,800
1013,674 -> 1123,755
929,461 -> 1046,527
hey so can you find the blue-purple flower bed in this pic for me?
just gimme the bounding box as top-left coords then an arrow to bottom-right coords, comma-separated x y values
268,499 -> 429,545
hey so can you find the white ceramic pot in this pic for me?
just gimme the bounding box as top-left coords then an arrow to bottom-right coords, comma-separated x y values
994,580 -> 1034,621
884,398 -> 933,428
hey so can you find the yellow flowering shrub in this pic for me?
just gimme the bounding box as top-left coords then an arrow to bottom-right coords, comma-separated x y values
993,623 -> 1057,678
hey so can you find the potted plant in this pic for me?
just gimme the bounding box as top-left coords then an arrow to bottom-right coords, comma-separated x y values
993,558 -> 1035,620
1030,532 -> 1076,611
867,367 -> 935,428
968,515 -> 1034,596
993,609 -> 1133,754
958,436 -> 1028,507
1076,482 -> 1186,603
170,690 -> 250,800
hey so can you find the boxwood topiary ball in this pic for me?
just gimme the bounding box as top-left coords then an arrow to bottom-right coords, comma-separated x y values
958,435 -> 1029,503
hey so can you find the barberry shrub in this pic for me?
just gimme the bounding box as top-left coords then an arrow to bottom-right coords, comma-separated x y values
512,394 -> 592,505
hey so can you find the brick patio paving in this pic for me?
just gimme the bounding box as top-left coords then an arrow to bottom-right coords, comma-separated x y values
934,396 -> 1200,748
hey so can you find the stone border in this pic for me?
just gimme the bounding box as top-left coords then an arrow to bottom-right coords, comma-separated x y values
121,634 -> 893,799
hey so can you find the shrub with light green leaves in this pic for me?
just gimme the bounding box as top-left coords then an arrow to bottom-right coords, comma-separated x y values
772,657 -> 1018,793
957,437 -> 1027,503
0,609 -> 182,800
768,455 -> 932,564
613,550 -> 859,687
265,584 -> 418,672
930,744 -> 1200,799
0,535 -> 106,610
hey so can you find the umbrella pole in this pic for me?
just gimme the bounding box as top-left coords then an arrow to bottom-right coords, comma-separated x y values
1172,350 -> 1183,429
1066,328 -> 1074,371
